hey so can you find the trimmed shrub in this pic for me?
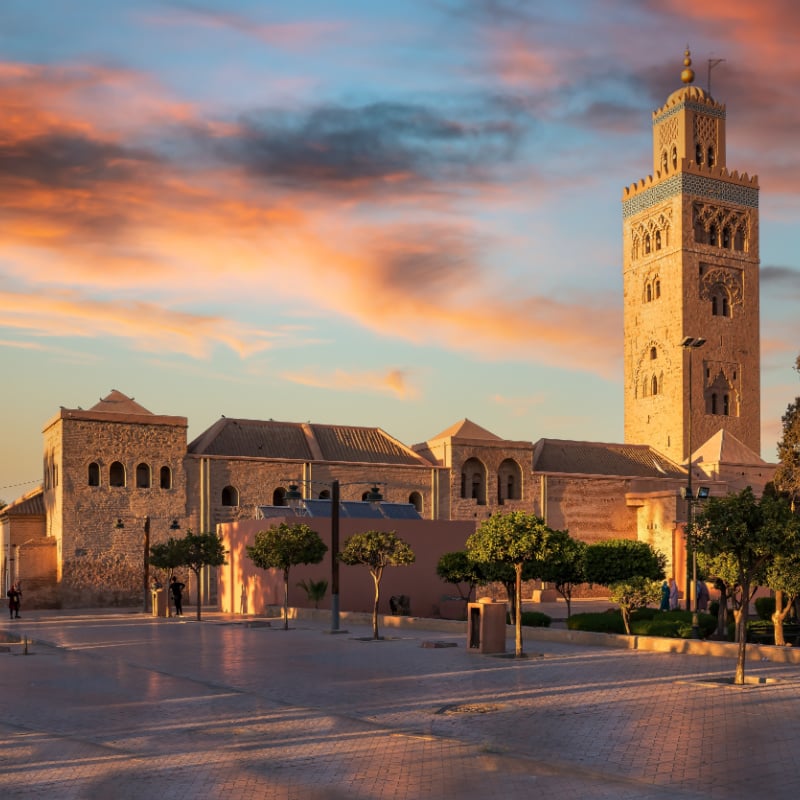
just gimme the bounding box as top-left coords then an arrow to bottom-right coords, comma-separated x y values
567,609 -> 717,638
519,611 -> 552,628
567,610 -> 626,634
754,596 -> 776,621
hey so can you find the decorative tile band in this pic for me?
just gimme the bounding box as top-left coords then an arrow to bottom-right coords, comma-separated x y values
622,174 -> 759,219
654,101 -> 726,125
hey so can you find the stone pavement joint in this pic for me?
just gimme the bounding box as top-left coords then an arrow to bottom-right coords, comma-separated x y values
2,610 -> 800,799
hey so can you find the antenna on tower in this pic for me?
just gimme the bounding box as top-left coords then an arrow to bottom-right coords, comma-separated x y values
707,57 -> 726,95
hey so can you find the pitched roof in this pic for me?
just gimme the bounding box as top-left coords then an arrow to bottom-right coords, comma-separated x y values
427,418 -> 503,442
88,390 -> 155,416
1,487 -> 45,516
533,439 -> 686,478
693,429 -> 768,466
188,418 -> 431,466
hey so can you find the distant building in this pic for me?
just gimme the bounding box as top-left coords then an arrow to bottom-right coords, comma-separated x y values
1,52 -> 775,609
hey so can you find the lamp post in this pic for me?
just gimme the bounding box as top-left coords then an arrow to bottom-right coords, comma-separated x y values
284,478 -> 382,633
115,516 -> 180,612
681,335 -> 705,638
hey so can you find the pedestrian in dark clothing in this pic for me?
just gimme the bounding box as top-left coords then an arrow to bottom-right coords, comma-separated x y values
7,583 -> 21,619
659,580 -> 670,612
170,576 -> 186,616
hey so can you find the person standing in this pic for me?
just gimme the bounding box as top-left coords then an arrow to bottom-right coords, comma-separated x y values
668,577 -> 679,611
7,583 -> 21,619
696,580 -> 710,612
170,575 -> 186,617
659,580 -> 670,612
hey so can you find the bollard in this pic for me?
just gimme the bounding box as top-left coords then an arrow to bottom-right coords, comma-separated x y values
23,636 -> 28,655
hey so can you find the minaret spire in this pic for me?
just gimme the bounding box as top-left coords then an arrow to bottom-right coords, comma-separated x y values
681,46 -> 695,85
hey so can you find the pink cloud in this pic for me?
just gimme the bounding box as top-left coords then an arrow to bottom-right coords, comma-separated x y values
281,367 -> 419,400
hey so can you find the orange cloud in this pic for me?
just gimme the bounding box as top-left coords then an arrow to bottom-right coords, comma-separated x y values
281,367 -> 420,400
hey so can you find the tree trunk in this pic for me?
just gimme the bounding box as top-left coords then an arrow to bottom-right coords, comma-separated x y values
772,590 -> 794,647
283,568 -> 290,630
372,568 -> 382,640
504,580 -> 517,624
621,606 -> 632,635
514,564 -> 524,657
734,580 -> 749,685
194,567 -> 202,621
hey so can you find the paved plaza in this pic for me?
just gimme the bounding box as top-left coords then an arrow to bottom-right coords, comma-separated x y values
2,607 -> 800,799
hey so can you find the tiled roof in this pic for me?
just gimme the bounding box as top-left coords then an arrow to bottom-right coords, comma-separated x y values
188,418 -> 430,466
533,439 -> 686,478
87,390 -> 154,416
1,487 -> 45,516
694,429 -> 768,466
187,418 -> 314,460
427,418 -> 503,441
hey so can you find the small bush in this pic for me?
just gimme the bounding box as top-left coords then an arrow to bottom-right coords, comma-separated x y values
754,597 -> 776,621
568,609 -> 716,638
519,611 -> 551,628
567,610 -> 626,634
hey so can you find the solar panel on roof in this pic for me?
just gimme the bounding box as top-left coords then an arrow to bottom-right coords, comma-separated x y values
302,499 -> 332,518
379,503 -> 422,520
340,501 -> 383,518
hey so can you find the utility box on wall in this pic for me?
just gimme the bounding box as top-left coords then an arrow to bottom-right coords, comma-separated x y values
467,597 -> 507,654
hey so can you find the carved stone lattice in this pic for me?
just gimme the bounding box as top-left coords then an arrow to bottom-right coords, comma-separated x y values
692,202 -> 749,251
694,114 -> 717,151
631,207 -> 673,261
699,266 -> 744,306
659,117 -> 678,149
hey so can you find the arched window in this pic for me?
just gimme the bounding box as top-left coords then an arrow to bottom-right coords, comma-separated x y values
661,151 -> 668,173
461,457 -> 486,505
136,462 -> 151,489
712,296 -> 718,316
109,461 -> 126,488
655,230 -> 661,250
650,346 -> 657,360
722,226 -> 731,248
708,224 -> 718,246
497,459 -> 522,504
160,466 -> 172,490
707,146 -> 715,167
695,143 -> 703,164
318,489 -> 331,499
646,283 -> 652,302
88,462 -> 100,487
222,485 -> 239,507
651,375 -> 659,395
644,234 -> 651,254
671,146 -> 678,169
711,393 -> 718,414
734,227 -> 745,251
409,492 -> 423,513
655,279 -> 661,298
712,291 -> 730,317
272,487 -> 286,506
723,394 -> 730,416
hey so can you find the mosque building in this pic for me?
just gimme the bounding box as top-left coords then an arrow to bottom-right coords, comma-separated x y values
1,51 -> 775,610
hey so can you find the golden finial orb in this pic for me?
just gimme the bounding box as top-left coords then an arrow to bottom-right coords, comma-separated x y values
681,46 -> 695,84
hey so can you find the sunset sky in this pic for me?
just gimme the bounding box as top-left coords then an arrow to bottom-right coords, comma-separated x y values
1,0 -> 798,499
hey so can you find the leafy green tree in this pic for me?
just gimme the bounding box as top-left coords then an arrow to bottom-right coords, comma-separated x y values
775,396 -> 800,512
247,523 -> 328,629
693,487 -> 795,684
149,537 -> 188,612
182,530 -> 228,621
339,530 -> 415,640
538,529 -> 586,619
296,578 -> 329,609
436,551 -> 486,614
149,530 -> 227,621
466,511 -> 549,657
583,539 -> 665,634
609,578 -> 662,635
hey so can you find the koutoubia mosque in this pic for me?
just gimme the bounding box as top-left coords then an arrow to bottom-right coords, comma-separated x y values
1,51 -> 775,612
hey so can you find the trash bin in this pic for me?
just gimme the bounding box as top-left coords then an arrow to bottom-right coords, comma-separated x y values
467,597 -> 507,654
151,588 -> 167,617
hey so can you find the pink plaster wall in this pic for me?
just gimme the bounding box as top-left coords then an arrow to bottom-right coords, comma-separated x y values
219,516 -> 477,619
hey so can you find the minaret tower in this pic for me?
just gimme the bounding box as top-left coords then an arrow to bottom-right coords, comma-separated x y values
622,49 -> 761,465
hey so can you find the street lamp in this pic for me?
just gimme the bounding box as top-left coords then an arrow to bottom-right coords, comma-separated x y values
283,478 -> 383,633
115,516 -> 180,612
681,335 -> 705,638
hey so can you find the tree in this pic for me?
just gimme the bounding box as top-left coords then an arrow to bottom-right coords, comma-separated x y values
339,530 -> 415,640
149,530 -> 227,621
538,529 -> 586,619
774,396 -> 800,512
247,523 -> 328,630
466,511 -> 549,657
693,487 -> 795,684
436,551 -> 486,615
609,578 -> 662,635
296,578 -> 328,609
583,539 -> 665,635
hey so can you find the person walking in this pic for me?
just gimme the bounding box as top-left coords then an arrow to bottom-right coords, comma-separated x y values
7,583 -> 21,619
169,575 -> 186,617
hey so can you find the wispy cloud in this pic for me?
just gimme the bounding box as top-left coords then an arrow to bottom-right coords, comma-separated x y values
282,367 -> 420,399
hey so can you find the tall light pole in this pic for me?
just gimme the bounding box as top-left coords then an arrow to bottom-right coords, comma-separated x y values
682,335 -> 705,638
